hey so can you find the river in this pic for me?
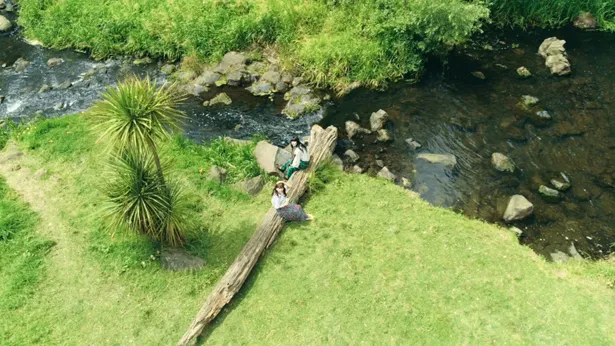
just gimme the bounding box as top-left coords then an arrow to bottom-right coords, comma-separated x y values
2,17 -> 614,260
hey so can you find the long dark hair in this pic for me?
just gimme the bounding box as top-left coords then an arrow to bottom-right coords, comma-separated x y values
272,182 -> 286,197
290,137 -> 307,153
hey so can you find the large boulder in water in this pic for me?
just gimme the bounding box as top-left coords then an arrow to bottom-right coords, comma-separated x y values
538,37 -> 571,76
204,92 -> 232,106
281,85 -> 321,119
370,109 -> 389,131
0,15 -> 11,32
491,153 -> 515,172
254,141 -> 292,175
503,195 -> 534,222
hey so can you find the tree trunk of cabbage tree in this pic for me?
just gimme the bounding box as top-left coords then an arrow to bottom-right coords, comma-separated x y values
177,125 -> 338,346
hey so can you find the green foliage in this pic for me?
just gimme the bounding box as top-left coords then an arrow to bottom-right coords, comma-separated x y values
88,77 -> 186,154
105,150 -> 190,246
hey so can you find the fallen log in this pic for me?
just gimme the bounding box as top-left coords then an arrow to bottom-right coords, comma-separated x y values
178,125 -> 338,346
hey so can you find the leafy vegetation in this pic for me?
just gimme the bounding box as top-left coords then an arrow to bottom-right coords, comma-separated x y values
1,114 -> 614,344
88,77 -> 190,246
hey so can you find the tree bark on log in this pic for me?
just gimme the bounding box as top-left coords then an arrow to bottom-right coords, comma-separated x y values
177,125 -> 338,346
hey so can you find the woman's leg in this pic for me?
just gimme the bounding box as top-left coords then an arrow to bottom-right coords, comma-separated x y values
285,166 -> 298,179
280,159 -> 292,172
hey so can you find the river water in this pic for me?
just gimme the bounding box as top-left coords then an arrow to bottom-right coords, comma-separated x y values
1,20 -> 614,259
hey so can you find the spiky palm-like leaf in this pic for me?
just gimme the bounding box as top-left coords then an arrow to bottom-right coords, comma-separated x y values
88,76 -> 187,154
105,149 -> 189,246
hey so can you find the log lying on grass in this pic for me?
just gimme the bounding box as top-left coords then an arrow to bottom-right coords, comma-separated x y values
178,125 -> 338,346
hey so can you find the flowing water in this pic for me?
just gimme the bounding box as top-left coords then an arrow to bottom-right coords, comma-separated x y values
2,19 -> 614,259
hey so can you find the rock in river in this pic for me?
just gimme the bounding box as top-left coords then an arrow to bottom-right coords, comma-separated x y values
516,66 -> 532,78
12,58 -> 30,73
417,153 -> 457,167
503,195 -> 534,222
344,149 -> 360,163
205,92 -> 232,106
377,167 -> 396,181
405,138 -> 422,150
370,109 -> 389,132
47,58 -> 64,67
538,37 -> 571,76
345,121 -> 370,139
538,185 -> 561,200
376,129 -> 392,142
551,173 -> 571,191
0,15 -> 11,32
491,153 -> 515,173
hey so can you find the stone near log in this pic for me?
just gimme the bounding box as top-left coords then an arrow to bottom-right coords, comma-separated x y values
377,167 -> 396,181
503,195 -> 534,222
246,80 -> 274,96
39,84 -> 52,93
330,154 -> 344,171
12,58 -> 30,73
194,71 -> 221,86
0,15 -> 11,32
161,248 -> 205,272
345,121 -> 370,139
516,66 -> 532,78
207,166 -> 227,184
47,58 -> 64,67
370,109 -> 389,132
574,12 -> 597,30
538,37 -> 571,76
491,152 -> 515,173
160,64 -> 176,75
207,92 -> 232,106
416,153 -> 457,167
175,70 -> 197,83
254,141 -> 292,175
376,129 -> 392,142
405,138 -> 422,150
233,176 -> 264,196
344,149 -> 359,163
538,185 -> 561,200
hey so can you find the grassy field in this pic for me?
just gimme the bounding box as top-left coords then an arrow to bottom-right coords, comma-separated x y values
0,114 -> 614,345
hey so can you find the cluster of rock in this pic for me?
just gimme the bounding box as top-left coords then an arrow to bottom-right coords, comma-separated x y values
538,37 -> 571,76
171,51 -> 322,119
516,95 -> 552,127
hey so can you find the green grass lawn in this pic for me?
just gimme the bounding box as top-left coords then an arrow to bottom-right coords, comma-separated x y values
1,114 -> 614,345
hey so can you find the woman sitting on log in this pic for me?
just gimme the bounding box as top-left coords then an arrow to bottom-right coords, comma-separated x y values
271,181 -> 313,221
279,138 -> 310,180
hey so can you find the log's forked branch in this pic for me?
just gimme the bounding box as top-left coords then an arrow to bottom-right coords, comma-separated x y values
177,125 -> 338,346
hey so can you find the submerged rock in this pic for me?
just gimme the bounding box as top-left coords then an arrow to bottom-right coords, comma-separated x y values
345,121 -> 370,139
416,153 -> 457,167
0,0 -> 5,10
471,71 -> 486,80
39,84 -> 52,93
376,129 -> 392,142
503,195 -> 534,222
377,167 -> 396,181
281,85 -> 321,119
574,12 -> 597,30
538,37 -> 571,76
405,138 -> 422,150
344,149 -> 360,163
538,185 -> 561,200
12,58 -> 30,73
551,173 -> 571,191
133,57 -> 152,65
491,153 -> 515,173
370,109 -> 389,132
0,15 -> 11,32
516,66 -> 532,78
518,95 -> 539,111
57,80 -> 73,90
47,58 -> 64,67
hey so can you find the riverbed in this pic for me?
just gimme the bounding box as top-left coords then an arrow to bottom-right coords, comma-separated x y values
2,20 -> 614,260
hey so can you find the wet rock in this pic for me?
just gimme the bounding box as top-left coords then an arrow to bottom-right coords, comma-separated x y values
0,15 -> 11,32
233,175 -> 264,196
375,160 -> 384,168
261,70 -> 281,85
551,173 -> 571,191
534,110 -> 552,121
47,58 -> 64,67
214,52 -> 249,75
503,195 -> 534,222
376,129 -> 392,142
345,121 -> 370,139
553,121 -> 584,137
491,153 -> 515,173
205,92 -> 232,106
226,70 -> 248,87
568,243 -> 583,259
57,80 -> 73,90
518,95 -> 539,111
516,66 -> 532,78
12,58 -> 30,73
254,141 -> 292,175
53,102 -> 66,111
175,70 -> 197,83
281,86 -> 321,119
160,64 -> 176,75
160,248 -> 205,272
34,169 -> 48,179
194,71 -> 221,86
471,71 -> 486,80
274,81 -> 289,93
370,109 -> 389,131
538,37 -> 571,76
377,167 -> 396,181
538,185 -> 561,200
509,227 -> 523,237
344,149 -> 359,163
0,95 -> 4,104
330,154 -> 344,171
405,138 -> 422,150
207,166 -> 227,184
416,153 -> 457,167
246,80 -> 274,96
133,57 -> 152,65
574,12 -> 597,30
401,177 -> 412,188
185,84 -> 208,97
350,165 -> 364,174
39,84 -> 52,93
